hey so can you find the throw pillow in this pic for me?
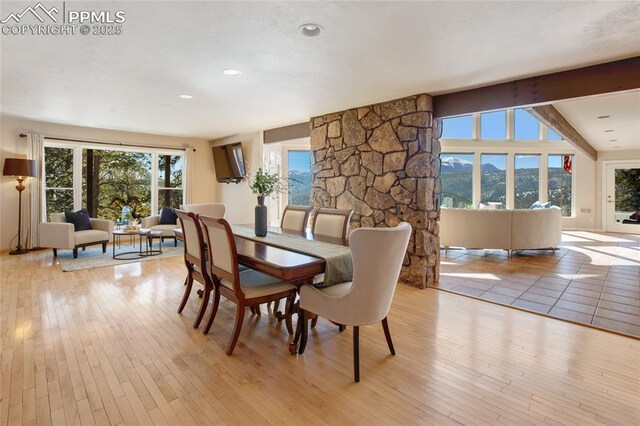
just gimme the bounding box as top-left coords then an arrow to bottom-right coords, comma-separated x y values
65,209 -> 93,231
529,201 -> 544,209
159,207 -> 177,225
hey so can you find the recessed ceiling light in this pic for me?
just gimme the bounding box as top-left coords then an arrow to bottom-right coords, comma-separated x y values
604,129 -> 614,132
298,23 -> 323,37
179,94 -> 193,99
609,139 -> 618,142
223,69 -> 241,76
597,115 -> 610,119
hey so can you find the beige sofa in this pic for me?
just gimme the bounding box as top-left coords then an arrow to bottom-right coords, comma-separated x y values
440,207 -> 562,256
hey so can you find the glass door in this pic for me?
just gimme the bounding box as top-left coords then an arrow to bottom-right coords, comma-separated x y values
605,162 -> 640,234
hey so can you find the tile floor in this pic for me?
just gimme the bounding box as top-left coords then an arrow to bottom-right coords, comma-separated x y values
435,231 -> 640,337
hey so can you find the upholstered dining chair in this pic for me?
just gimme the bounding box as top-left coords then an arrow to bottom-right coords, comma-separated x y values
181,203 -> 226,218
268,205 -> 313,314
312,208 -> 354,239
175,210 -> 213,329
199,216 -> 297,355
298,222 -> 412,382
281,205 -> 312,232
306,207 -> 354,327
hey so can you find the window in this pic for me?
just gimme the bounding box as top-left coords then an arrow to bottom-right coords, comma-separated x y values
548,155 -> 573,216
514,108 -> 539,140
441,115 -> 473,139
480,154 -> 506,207
514,155 -> 540,209
480,111 -> 506,139
81,149 -> 152,221
44,142 -> 186,223
44,146 -> 74,219
439,153 -> 473,208
287,151 -> 311,205
547,128 -> 562,141
158,154 -> 184,209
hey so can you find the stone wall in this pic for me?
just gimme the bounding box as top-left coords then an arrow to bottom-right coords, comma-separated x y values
310,94 -> 441,288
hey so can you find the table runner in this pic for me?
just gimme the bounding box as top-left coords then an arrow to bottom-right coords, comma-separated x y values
231,225 -> 352,287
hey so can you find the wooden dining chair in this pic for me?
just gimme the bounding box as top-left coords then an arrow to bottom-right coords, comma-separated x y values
298,222 -> 412,382
306,207 -> 355,327
281,205 -> 312,232
267,205 -> 313,314
312,208 -> 354,239
199,216 -> 297,355
175,210 -> 214,329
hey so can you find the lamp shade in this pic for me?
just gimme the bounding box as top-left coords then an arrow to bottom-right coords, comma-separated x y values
3,158 -> 36,178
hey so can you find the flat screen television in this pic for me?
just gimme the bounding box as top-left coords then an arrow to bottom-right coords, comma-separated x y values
212,143 -> 245,183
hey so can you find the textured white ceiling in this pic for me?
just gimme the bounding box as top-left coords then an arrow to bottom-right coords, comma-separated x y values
555,91 -> 640,152
1,1 -> 639,138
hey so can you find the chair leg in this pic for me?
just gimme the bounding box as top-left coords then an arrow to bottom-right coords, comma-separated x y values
381,317 -> 395,355
73,248 -> 78,258
226,304 -> 246,355
82,246 -> 86,251
174,238 -> 177,247
102,242 -> 107,253
178,274 -> 193,314
339,325 -> 346,333
353,326 -> 360,382
311,316 -> 318,328
193,283 -> 210,329
298,309 -> 308,355
277,296 -> 291,322
204,289 -> 220,335
52,248 -> 57,257
255,305 -> 261,316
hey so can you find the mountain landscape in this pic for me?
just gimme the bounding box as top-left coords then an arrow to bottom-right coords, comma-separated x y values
440,156 -> 571,214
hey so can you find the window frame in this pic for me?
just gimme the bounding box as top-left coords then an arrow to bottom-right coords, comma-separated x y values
42,139 -> 187,219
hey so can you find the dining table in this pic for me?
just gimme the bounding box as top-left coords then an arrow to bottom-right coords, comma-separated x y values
174,224 -> 351,354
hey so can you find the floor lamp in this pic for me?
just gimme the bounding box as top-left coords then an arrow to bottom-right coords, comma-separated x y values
3,158 -> 36,255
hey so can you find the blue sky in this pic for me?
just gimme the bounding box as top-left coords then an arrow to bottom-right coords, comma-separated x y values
288,151 -> 311,172
442,109 -> 563,141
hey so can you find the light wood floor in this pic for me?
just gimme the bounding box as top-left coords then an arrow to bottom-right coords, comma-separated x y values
1,248 -> 639,425
437,231 -> 640,337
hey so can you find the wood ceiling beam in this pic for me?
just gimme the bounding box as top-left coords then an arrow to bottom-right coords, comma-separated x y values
432,57 -> 640,119
527,105 -> 597,160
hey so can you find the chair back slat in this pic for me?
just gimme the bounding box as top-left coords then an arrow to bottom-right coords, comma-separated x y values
281,205 -> 312,232
312,208 -> 353,239
175,210 -> 205,262
199,216 -> 241,293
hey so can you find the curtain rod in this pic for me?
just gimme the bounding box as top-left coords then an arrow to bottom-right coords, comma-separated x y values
19,133 -> 196,152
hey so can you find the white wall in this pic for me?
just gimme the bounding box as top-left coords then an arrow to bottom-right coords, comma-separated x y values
595,149 -> 640,230
0,114 -> 215,249
209,132 -> 263,224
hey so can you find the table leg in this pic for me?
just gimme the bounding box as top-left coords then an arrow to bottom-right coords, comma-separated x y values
289,303 -> 302,355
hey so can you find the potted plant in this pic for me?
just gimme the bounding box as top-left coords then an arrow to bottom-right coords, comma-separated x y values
247,168 -> 286,236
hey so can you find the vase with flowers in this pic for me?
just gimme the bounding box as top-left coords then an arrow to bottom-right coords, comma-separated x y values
247,167 -> 287,237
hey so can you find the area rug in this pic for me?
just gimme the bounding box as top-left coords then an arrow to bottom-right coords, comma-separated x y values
57,242 -> 183,272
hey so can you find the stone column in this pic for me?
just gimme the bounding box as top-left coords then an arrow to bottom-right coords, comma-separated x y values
310,94 -> 441,288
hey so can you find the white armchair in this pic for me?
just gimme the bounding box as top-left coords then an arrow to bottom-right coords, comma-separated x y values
298,222 -> 412,382
40,213 -> 113,258
141,210 -> 180,246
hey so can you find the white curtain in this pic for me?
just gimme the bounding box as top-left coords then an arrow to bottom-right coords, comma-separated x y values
26,133 -> 45,248
183,147 -> 194,204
